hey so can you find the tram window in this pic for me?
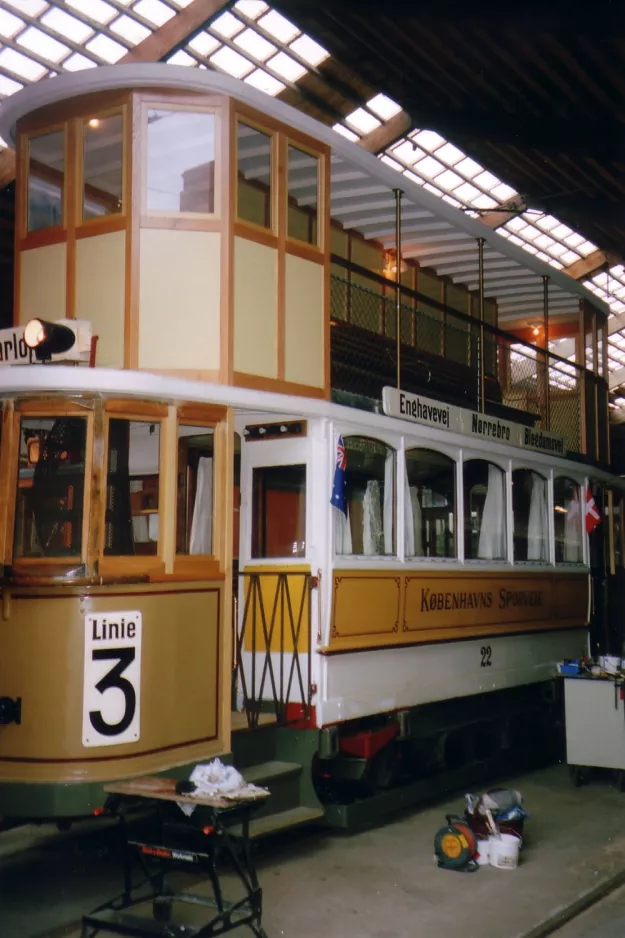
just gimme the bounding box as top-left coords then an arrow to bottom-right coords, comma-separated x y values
82,112 -> 123,220
335,436 -> 395,556
146,110 -> 215,213
177,425 -> 214,555
14,416 -> 87,558
252,465 -> 306,558
405,448 -> 455,558
554,477 -> 583,563
512,469 -> 549,562
464,459 -> 506,560
27,129 -> 64,232
287,145 -> 318,246
104,419 -> 160,556
237,122 -> 272,229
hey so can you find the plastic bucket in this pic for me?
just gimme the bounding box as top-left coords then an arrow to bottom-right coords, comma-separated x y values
476,839 -> 490,866
490,833 -> 521,870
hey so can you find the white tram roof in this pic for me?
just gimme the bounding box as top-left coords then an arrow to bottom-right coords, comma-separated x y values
0,64 -> 609,326
0,365 -> 618,487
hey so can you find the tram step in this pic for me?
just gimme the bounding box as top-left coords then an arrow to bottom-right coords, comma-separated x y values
241,760 -> 302,785
232,805 -> 325,840
240,761 -> 304,816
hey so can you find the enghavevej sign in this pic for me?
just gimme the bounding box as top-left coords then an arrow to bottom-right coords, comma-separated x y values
382,386 -> 566,456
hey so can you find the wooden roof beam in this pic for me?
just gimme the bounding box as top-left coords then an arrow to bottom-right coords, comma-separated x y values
119,0 -> 230,63
565,249 -> 620,281
358,110 -> 412,153
475,195 -> 527,229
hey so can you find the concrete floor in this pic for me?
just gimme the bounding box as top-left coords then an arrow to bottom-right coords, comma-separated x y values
3,763 -> 625,938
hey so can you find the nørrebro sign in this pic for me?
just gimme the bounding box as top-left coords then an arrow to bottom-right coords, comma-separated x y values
382,386 -> 566,456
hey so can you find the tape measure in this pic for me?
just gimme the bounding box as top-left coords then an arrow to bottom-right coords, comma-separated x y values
434,815 -> 478,871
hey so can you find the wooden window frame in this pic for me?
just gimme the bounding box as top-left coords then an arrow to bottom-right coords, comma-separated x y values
285,137 -> 323,254
20,122 -> 68,249
8,400 -> 94,574
98,402 -> 167,580
174,406 -> 225,580
140,98 -> 223,227
77,104 -> 128,232
234,114 -> 278,243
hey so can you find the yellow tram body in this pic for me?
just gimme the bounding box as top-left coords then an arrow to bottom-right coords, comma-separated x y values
0,65 -> 619,823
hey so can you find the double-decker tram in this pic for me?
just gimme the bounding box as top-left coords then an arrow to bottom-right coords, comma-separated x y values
0,64 -> 621,829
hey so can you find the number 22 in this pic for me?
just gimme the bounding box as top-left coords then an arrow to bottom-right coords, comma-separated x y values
480,645 -> 492,668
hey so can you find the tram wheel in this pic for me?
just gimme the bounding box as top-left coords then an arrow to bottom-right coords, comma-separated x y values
570,765 -> 584,788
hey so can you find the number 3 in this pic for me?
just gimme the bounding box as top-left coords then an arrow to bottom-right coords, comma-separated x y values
89,647 -> 136,736
480,645 -> 492,668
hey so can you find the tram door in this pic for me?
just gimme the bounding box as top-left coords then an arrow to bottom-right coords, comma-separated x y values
234,425 -> 310,723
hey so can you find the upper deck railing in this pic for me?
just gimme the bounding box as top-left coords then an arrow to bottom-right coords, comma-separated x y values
329,257 -> 609,463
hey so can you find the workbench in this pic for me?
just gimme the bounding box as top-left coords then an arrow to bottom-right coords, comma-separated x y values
564,675 -> 625,789
81,776 -> 270,938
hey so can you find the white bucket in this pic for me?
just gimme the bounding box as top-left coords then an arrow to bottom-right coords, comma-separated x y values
476,839 -> 490,866
489,833 -> 521,870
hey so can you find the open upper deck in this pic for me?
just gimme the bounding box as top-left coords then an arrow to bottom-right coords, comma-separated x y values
0,64 -> 611,464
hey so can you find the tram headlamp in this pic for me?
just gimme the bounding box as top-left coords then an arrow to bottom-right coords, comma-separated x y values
24,318 -> 77,362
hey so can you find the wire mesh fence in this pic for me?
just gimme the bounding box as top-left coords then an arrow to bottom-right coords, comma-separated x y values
330,271 -> 585,454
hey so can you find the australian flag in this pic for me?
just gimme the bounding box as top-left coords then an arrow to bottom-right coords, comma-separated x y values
331,434 -> 347,516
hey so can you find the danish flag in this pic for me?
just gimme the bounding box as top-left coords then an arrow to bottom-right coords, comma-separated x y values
585,489 -> 601,534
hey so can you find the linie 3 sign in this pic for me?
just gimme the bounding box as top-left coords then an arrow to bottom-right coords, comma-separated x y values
82,612 -> 142,747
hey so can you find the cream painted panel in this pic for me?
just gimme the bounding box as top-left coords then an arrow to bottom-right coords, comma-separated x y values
19,243 -> 66,324
76,231 -> 125,368
233,237 -> 277,379
139,229 -> 220,371
284,254 -> 324,387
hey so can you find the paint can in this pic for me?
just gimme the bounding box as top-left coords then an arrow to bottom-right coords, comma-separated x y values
489,833 -> 521,870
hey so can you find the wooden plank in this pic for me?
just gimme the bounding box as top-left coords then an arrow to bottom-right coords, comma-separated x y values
565,249 -> 619,281
358,110 -> 411,154
119,0 -> 230,64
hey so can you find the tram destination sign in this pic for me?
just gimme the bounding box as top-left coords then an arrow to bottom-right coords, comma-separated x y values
382,387 -> 566,456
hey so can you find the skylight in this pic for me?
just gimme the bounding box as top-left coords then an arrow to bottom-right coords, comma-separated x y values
0,0 -> 330,102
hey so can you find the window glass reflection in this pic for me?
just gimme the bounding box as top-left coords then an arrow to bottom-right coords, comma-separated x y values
554,477 -> 583,563
334,436 -> 395,556
28,129 -> 64,232
147,110 -> 215,213
464,459 -> 506,560
405,448 -> 455,557
82,113 -> 123,220
512,469 -> 549,562
237,122 -> 272,229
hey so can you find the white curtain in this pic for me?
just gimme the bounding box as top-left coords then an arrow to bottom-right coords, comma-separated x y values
189,457 -> 213,554
334,505 -> 353,554
404,464 -> 423,557
527,474 -> 548,561
363,480 -> 381,555
564,491 -> 583,562
478,464 -> 505,559
383,448 -> 394,555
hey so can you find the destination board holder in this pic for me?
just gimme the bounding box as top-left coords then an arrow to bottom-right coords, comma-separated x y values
382,387 -> 566,456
